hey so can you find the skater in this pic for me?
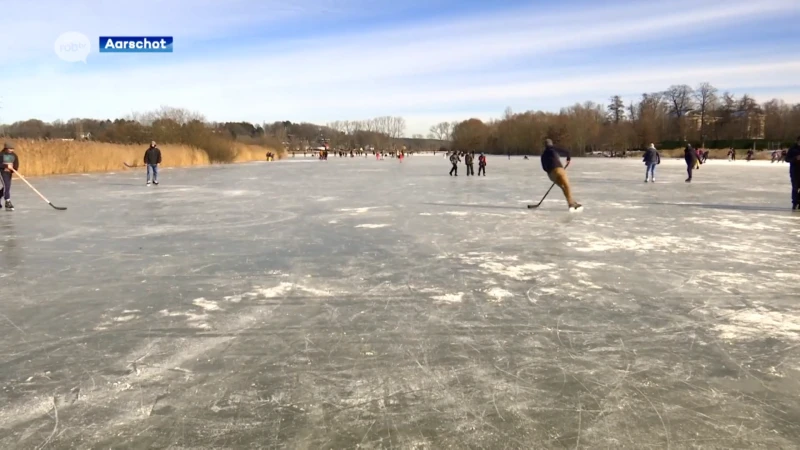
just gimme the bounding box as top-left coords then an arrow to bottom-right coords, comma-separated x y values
643,143 -> 660,182
478,152 -> 487,176
785,136 -> 800,210
0,142 -> 19,211
702,149 -> 710,163
540,139 -> 580,210
144,141 -> 162,185
728,148 -> 736,161
684,143 -> 701,182
465,152 -> 474,176
449,151 -> 460,176
746,148 -> 754,162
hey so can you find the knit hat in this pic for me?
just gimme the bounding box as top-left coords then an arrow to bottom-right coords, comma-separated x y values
545,139 -> 553,146
648,143 -> 655,149
3,141 -> 14,150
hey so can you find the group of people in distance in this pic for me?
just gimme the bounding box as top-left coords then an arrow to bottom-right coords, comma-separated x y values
447,151 -> 487,177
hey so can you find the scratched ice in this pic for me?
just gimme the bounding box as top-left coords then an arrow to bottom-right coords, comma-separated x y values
1,156 -> 799,448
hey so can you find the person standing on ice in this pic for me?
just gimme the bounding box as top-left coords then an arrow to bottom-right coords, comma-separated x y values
464,152 -> 474,176
478,152 -> 487,176
684,143 -> 701,183
449,151 -> 460,176
784,136 -> 800,210
0,142 -> 19,211
540,139 -> 581,210
143,141 -> 162,186
643,143 -> 660,182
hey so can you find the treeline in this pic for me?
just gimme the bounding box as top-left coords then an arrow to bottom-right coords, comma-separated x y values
0,107 -> 285,162
443,84 -> 800,155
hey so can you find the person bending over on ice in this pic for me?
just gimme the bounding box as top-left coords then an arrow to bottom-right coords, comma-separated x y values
478,152 -> 487,176
144,141 -> 162,185
643,143 -> 660,182
449,151 -> 460,176
538,139 -> 581,210
0,142 -> 19,211
684,143 -> 701,182
785,136 -> 800,210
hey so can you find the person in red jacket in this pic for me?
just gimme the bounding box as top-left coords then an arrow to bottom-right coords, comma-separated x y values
478,152 -> 487,176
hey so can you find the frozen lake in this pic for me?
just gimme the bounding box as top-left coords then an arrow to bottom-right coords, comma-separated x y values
1,155 -> 799,448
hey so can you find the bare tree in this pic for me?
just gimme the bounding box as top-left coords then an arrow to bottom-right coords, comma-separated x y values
429,122 -> 452,141
664,85 -> 695,140
694,82 -> 718,144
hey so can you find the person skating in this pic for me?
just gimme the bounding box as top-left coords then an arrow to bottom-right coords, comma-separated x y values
728,148 -> 736,162
143,141 -> 162,185
684,143 -> 701,182
449,151 -> 460,176
0,142 -> 19,211
538,139 -> 581,210
464,152 -> 474,176
746,148 -> 754,162
785,136 -> 800,210
478,152 -> 487,176
643,143 -> 660,182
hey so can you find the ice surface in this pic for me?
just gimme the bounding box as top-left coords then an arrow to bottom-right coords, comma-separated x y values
1,156 -> 799,448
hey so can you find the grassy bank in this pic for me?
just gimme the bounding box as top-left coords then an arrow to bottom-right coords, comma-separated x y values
8,139 -> 281,177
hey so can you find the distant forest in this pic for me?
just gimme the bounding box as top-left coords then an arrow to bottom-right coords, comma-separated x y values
2,82 -> 799,155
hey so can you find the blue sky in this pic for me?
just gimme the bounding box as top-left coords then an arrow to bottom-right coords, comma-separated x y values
2,0 -> 800,136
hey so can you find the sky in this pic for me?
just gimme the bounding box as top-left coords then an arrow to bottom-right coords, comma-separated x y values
2,0 -> 800,136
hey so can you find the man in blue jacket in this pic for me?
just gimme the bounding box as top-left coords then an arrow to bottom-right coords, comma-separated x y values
643,143 -> 660,183
785,136 -> 800,210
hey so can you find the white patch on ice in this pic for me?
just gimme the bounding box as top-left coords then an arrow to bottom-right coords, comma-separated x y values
355,223 -> 389,229
574,262 -> 605,269
224,295 -> 243,303
256,282 -> 294,298
338,207 -> 376,214
295,285 -> 333,297
328,220 -> 339,224
479,261 -> 554,280
221,190 -> 252,197
193,298 -> 221,311
159,309 -> 211,329
419,213 -> 432,216
714,307 -> 800,341
685,216 -> 779,232
112,315 -> 138,322
317,197 -> 336,202
570,235 -> 694,253
444,211 -> 468,216
122,309 -> 141,314
486,288 -> 513,302
433,293 -> 464,303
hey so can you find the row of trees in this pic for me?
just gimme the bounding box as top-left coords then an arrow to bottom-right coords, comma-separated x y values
4,83 -> 799,156
443,84 -> 800,155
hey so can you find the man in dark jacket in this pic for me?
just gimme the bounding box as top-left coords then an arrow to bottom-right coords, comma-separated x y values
0,141 -> 20,210
478,152 -> 487,176
684,143 -> 700,183
537,139 -> 581,210
785,136 -> 800,210
643,143 -> 660,183
143,141 -> 162,185
464,152 -> 475,176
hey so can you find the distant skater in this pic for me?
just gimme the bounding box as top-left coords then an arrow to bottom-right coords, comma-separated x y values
537,139 -> 581,210
746,148 -> 754,162
0,142 -> 19,211
728,148 -> 736,161
144,141 -> 162,186
684,143 -> 701,183
643,143 -> 660,182
465,152 -> 475,176
478,152 -> 487,176
785,136 -> 800,210
449,152 -> 460,176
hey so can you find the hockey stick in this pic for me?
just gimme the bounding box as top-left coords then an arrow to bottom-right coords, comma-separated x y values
528,161 -> 570,209
123,162 -> 136,168
8,167 -> 67,210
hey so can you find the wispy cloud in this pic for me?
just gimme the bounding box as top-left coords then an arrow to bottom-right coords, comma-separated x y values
2,0 -> 800,134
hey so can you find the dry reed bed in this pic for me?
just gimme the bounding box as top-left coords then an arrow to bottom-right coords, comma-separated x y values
8,140 -> 280,177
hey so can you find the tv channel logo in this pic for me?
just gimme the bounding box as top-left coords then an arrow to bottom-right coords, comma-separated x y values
54,31 -> 91,63
99,36 -> 173,53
